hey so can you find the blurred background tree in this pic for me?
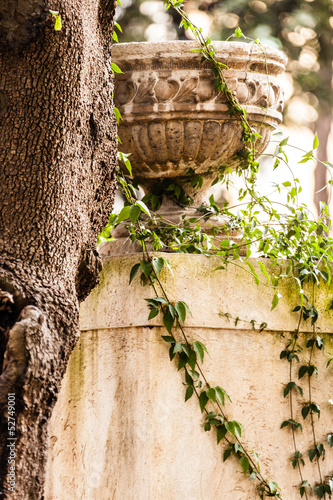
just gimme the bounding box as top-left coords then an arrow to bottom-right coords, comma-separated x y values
115,0 -> 333,213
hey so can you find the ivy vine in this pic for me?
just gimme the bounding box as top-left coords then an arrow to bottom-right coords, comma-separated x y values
102,1 -> 333,498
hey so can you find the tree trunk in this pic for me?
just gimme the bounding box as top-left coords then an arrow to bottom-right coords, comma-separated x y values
313,112 -> 332,213
0,1 -> 118,498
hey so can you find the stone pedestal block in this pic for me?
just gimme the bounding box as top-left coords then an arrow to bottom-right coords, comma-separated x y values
45,250 -> 333,499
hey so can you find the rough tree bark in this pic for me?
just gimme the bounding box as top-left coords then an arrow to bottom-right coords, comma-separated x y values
0,1 -> 118,498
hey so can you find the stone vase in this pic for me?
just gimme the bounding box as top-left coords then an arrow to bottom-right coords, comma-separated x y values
113,40 -> 287,209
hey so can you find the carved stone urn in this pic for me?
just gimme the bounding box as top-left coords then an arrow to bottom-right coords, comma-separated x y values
113,40 -> 287,209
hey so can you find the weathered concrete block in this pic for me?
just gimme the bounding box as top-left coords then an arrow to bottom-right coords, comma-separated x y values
45,252 -> 333,499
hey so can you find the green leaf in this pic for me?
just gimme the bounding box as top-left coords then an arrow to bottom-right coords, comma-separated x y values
114,22 -> 122,32
177,352 -> 188,370
185,370 -> 193,386
310,403 -> 320,417
284,382 -> 303,398
183,301 -> 193,316
173,342 -> 183,354
152,257 -> 164,275
268,481 -> 279,493
316,336 -> 324,349
193,341 -> 208,363
281,419 -> 302,431
328,434 -> 333,447
163,311 -> 175,334
208,418 -> 222,426
148,308 -> 159,320
109,213 -> 118,225
225,421 -> 235,436
301,405 -> 310,420
168,304 -> 175,319
217,425 -> 227,444
240,456 -> 249,475
193,341 -> 204,363
185,385 -> 194,402
316,443 -> 325,457
129,263 -> 140,284
182,344 -> 190,357
111,62 -> 123,74
223,448 -> 232,462
199,392 -> 209,413
117,205 -> 131,224
204,422 -> 211,431
169,345 -> 176,361
234,27 -> 243,37
161,257 -> 173,276
206,388 -> 216,403
298,365 -> 308,379
307,365 -> 316,377
130,204 -> 141,224
140,260 -> 152,278
154,297 -> 168,304
175,301 -> 187,323
299,156 -> 313,164
118,151 -> 132,176
216,386 -> 232,405
215,387 -> 225,406
188,350 -> 197,370
296,384 -> 303,396
258,261 -> 270,283
271,293 -> 279,311
234,421 -> 243,438
245,261 -> 259,285
136,200 -> 151,216
308,448 -> 317,462
279,136 -> 289,147
313,133 -> 319,150
114,106 -> 122,124
54,15 -> 62,31
161,335 -> 174,343
315,485 -> 325,498
190,369 -> 199,380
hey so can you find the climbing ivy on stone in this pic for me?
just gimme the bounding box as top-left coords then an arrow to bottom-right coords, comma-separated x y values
102,2 -> 333,498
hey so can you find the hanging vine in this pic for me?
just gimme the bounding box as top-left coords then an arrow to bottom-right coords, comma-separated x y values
102,1 -> 333,498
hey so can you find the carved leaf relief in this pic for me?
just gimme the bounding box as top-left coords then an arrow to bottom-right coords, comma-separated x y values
254,82 -> 276,109
154,78 -> 179,102
114,80 -> 135,106
195,75 -> 217,102
173,77 -> 199,103
133,77 -> 157,104
115,72 -> 283,112
214,77 -> 237,102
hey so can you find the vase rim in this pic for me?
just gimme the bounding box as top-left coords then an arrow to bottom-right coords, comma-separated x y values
112,40 -> 287,71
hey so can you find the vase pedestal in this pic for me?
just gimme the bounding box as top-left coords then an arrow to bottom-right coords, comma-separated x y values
45,246 -> 333,499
